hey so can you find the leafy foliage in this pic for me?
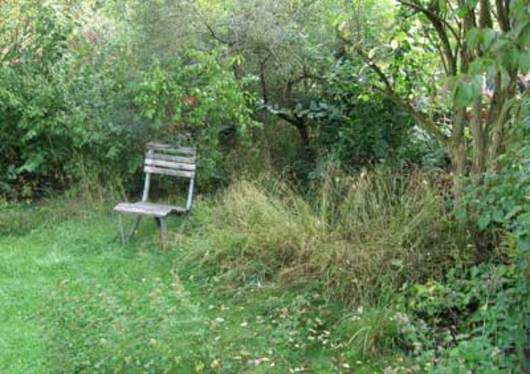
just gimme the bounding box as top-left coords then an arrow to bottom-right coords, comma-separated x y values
133,50 -> 258,187
463,98 -> 530,236
400,256 -> 529,372
0,1 -> 528,372
315,58 -> 435,168
0,1 -> 137,197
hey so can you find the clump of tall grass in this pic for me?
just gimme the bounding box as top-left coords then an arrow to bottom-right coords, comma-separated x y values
182,169 -> 473,304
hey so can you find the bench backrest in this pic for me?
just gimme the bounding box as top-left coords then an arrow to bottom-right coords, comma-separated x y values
142,142 -> 197,210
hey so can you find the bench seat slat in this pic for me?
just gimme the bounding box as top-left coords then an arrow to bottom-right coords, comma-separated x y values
114,202 -> 187,217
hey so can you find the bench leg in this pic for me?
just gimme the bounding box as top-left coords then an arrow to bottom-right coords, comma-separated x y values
179,212 -> 191,234
159,218 -> 168,246
128,216 -> 143,242
117,214 -> 126,244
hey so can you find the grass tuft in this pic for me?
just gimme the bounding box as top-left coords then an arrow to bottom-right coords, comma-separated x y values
181,170 -> 474,304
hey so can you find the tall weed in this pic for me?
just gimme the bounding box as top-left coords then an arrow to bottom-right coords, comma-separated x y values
182,170 -> 474,304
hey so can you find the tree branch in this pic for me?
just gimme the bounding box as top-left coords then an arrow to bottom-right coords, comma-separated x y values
258,55 -> 271,104
203,22 -> 234,46
398,0 -> 458,75
356,48 -> 448,145
397,0 -> 460,40
494,0 -> 510,32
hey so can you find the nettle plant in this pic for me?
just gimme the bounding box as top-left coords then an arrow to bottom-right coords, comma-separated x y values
134,49 -> 259,187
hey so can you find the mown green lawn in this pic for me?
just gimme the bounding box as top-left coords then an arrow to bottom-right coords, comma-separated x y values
0,202 -> 404,373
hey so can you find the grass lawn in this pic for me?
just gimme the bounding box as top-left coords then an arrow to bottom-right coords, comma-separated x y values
0,201 -> 405,373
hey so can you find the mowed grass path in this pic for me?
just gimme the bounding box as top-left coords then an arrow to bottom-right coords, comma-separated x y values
0,206 -> 345,373
0,210 -> 210,372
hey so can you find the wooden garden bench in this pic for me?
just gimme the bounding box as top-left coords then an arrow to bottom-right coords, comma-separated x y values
113,142 -> 196,245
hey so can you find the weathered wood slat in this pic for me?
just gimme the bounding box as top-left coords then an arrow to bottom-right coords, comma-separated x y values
114,202 -> 187,217
145,158 -> 196,171
146,142 -> 196,155
148,153 -> 196,164
114,202 -> 171,217
144,165 -> 195,178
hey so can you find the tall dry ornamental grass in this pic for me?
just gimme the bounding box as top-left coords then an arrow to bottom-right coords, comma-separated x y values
183,170 -> 473,304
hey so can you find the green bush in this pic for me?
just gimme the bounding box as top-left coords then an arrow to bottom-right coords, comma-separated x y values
398,254 -> 529,373
0,1 -> 259,198
399,94 -> 530,373
312,58 -> 446,171
133,49 -> 259,189
0,2 -> 140,198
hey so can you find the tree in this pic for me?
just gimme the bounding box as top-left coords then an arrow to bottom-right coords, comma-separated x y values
194,0 -> 343,152
344,0 -> 529,192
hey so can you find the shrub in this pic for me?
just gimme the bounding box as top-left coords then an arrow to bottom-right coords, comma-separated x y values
0,2 -> 140,198
399,97 -> 530,373
133,49 -> 259,189
399,253 -> 529,373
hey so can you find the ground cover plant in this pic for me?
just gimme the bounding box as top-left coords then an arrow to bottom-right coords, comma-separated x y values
1,0 -> 528,372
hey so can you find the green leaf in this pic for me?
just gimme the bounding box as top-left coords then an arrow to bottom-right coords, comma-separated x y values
490,38 -> 508,54
478,214 -> 491,230
455,77 -> 480,109
500,47 -> 520,72
455,208 -> 467,222
455,83 -> 471,108
492,210 -> 505,223
517,212 -> 530,225
482,29 -> 497,50
467,28 -> 482,49
469,58 -> 494,75
499,66 -> 510,91
519,52 -> 530,74
505,206 -> 522,220
17,153 -> 45,174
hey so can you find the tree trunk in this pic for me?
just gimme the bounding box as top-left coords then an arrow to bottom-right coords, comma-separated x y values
451,108 -> 467,196
470,98 -> 487,177
487,97 -> 510,171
